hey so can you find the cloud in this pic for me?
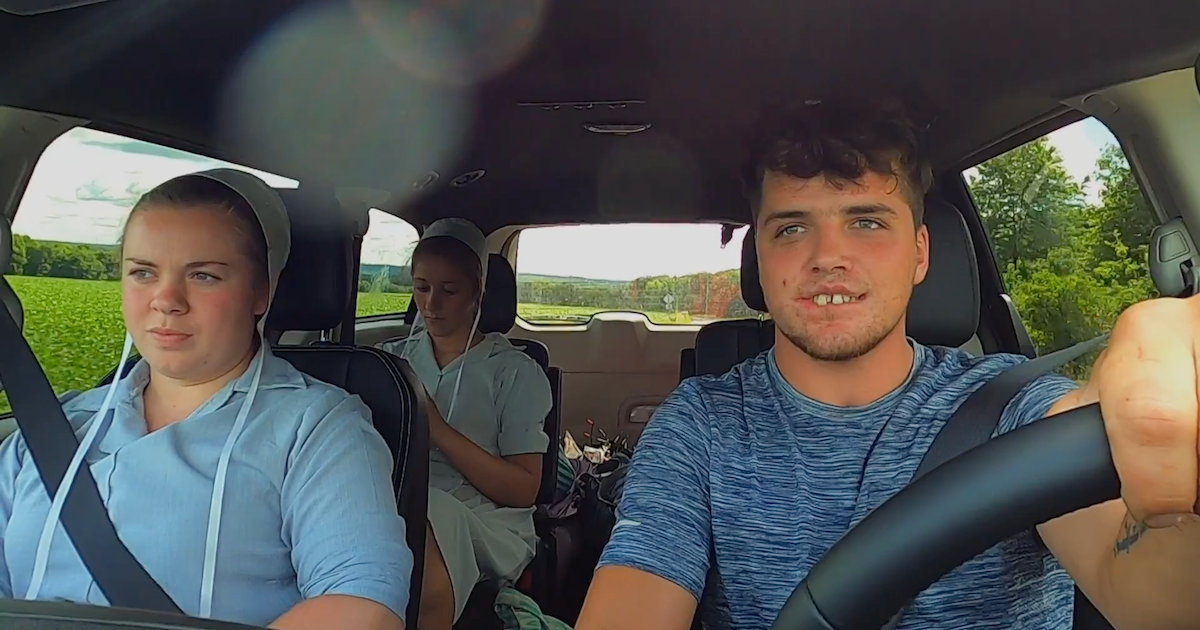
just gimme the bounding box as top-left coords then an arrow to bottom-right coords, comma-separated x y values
12,127 -> 296,245
73,179 -> 150,204
1046,117 -> 1117,203
360,209 -> 419,266
73,132 -> 211,163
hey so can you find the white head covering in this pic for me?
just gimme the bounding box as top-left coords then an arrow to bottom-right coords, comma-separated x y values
402,217 -> 487,426
26,169 -> 290,616
192,168 -> 292,333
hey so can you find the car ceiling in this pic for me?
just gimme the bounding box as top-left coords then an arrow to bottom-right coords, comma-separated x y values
0,0 -> 1197,233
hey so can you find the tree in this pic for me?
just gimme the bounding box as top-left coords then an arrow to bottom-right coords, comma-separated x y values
46,243 -> 106,280
8,234 -> 29,274
1085,145 -> 1157,288
7,237 -> 118,280
970,132 -> 1159,381
970,137 -> 1084,277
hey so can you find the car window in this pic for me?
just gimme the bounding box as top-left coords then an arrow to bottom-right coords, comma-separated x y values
356,208 -> 418,317
1,127 -> 297,414
963,116 -> 1158,379
514,222 -> 755,326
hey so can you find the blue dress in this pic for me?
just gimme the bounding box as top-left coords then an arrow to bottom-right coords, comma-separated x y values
0,345 -> 414,627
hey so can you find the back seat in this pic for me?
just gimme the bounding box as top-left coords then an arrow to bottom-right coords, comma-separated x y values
689,197 -> 981,376
470,253 -> 563,508
473,254 -> 565,606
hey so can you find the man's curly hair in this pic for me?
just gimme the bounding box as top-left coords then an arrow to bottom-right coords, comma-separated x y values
742,99 -> 934,227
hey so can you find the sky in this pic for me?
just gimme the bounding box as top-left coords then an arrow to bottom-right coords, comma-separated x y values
10,118 -> 1118,282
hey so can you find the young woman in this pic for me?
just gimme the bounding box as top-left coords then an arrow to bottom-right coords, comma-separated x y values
0,169 -> 413,630
380,218 -> 553,630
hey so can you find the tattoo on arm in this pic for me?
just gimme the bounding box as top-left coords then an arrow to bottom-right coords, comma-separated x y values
1114,512 -> 1149,556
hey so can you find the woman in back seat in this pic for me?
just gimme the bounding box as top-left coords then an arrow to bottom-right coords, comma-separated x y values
378,218 -> 552,630
0,170 -> 412,629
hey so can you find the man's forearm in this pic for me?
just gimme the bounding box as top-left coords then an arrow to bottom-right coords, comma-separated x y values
1097,512 -> 1200,630
270,595 -> 404,630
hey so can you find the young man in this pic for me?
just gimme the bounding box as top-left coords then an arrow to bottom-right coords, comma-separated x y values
574,101 -> 1200,630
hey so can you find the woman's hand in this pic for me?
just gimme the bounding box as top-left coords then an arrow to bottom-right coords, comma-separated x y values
427,404 -> 542,508
426,404 -> 452,451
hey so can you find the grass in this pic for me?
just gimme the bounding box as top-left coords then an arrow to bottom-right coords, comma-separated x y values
0,278 -> 692,413
517,302 -> 692,324
355,291 -> 691,324
357,292 -> 413,318
1,276 -> 126,413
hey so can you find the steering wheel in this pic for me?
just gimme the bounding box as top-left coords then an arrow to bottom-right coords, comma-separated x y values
770,401 -> 1121,630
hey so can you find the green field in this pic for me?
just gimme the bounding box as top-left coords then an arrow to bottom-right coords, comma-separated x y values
1,276 -> 689,413
357,290 -> 689,325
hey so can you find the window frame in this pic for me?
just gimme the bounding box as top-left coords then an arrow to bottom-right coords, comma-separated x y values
948,112 -> 1161,362
353,208 -> 419,321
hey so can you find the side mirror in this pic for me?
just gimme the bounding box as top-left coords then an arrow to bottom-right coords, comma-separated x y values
1149,216 -> 1200,298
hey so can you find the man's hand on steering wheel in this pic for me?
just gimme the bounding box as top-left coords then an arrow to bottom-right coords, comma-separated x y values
1057,294 -> 1200,530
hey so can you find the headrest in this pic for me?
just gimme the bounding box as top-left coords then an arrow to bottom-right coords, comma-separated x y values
403,252 -> 517,335
739,197 -> 980,347
266,187 -> 355,333
740,228 -> 767,312
908,198 -> 980,347
479,253 -> 517,334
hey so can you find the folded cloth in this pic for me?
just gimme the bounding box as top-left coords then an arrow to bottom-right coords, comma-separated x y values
494,585 -> 573,630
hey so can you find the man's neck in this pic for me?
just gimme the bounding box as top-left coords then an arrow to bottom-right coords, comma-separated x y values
773,329 -> 915,407
143,345 -> 258,432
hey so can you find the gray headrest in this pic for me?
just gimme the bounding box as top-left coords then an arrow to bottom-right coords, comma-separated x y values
268,187 -> 355,332
908,198 -> 980,347
740,228 -> 767,312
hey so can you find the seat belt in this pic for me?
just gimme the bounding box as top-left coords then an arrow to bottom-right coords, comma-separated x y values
0,307 -> 182,613
912,332 -> 1111,482
878,333 -> 1111,630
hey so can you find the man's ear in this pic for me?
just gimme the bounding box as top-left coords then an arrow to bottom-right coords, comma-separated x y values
913,223 -> 931,285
